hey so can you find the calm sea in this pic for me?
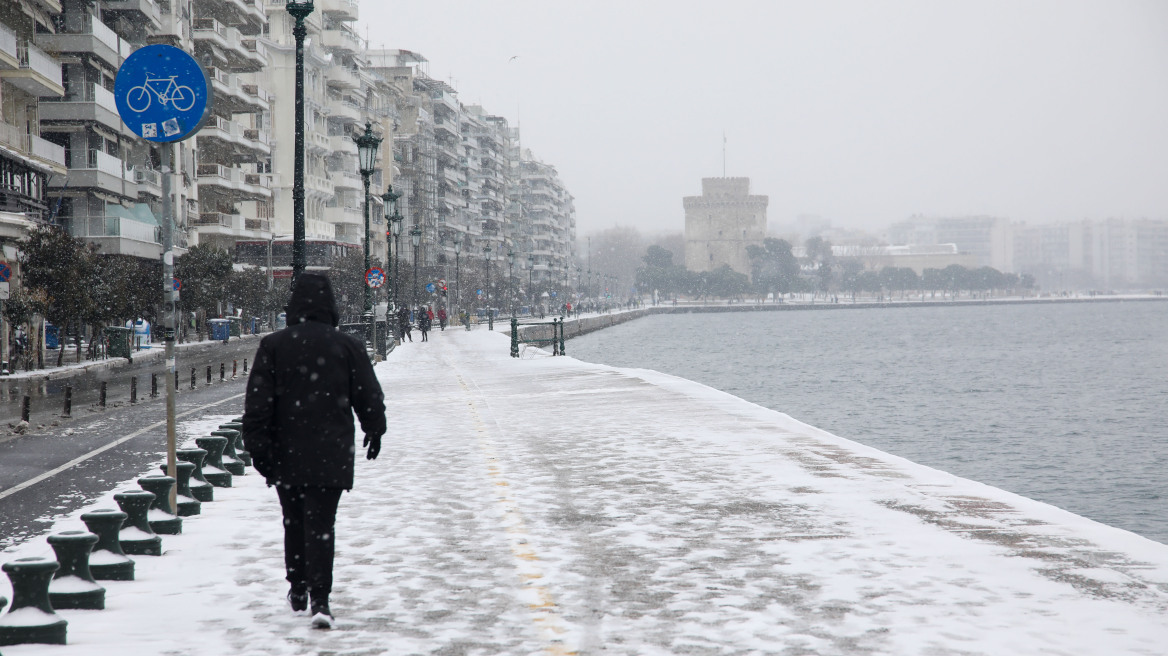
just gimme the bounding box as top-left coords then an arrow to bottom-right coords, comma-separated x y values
568,301 -> 1168,545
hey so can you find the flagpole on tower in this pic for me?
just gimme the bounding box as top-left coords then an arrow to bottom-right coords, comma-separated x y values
722,131 -> 727,177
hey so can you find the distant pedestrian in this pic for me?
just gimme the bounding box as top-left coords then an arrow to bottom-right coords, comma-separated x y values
419,306 -> 432,341
437,307 -> 447,331
242,273 -> 385,630
397,306 -> 412,342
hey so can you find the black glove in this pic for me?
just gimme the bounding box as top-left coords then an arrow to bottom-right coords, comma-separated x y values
251,454 -> 271,478
363,433 -> 382,460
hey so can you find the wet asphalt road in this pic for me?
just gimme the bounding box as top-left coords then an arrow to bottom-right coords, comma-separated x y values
0,342 -> 257,554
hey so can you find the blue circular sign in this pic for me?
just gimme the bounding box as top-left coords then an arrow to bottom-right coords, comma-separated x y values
425,282 -> 436,293
366,268 -> 385,288
115,45 -> 211,143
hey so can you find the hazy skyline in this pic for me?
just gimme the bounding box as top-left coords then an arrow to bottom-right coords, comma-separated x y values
359,1 -> 1168,236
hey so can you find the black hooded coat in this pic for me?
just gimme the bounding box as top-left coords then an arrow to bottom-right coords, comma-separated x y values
242,273 -> 386,489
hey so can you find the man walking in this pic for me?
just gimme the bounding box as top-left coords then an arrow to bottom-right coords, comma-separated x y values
242,273 -> 386,630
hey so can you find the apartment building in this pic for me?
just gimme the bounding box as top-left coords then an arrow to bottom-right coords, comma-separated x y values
0,5 -> 65,248
512,149 -> 575,293
885,215 -> 1015,273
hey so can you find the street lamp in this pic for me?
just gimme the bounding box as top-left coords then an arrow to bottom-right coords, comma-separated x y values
483,242 -> 493,330
527,254 -> 534,314
287,0 -> 314,285
355,122 -> 381,351
453,237 -> 462,323
507,250 -> 515,318
410,226 -> 422,315
381,185 -> 400,343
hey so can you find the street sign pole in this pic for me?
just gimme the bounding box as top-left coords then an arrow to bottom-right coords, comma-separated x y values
115,44 -> 211,511
161,142 -> 177,509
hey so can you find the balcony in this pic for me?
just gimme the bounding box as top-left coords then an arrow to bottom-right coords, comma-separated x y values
70,213 -> 161,258
240,83 -> 272,112
35,19 -> 123,70
40,83 -> 125,135
319,0 -> 358,20
206,66 -> 250,112
238,38 -> 267,71
58,149 -> 136,198
328,168 -> 362,191
101,0 -> 163,33
327,96 -> 360,124
0,41 -> 64,97
325,63 -> 359,89
321,27 -> 361,53
133,167 -> 162,197
323,205 -> 363,226
307,130 -> 330,153
0,23 -> 17,70
197,164 -> 271,200
0,120 -> 66,174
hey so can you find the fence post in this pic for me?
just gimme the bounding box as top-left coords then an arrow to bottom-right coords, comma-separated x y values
220,363 -> 225,381
99,382 -> 107,408
552,319 -> 559,356
243,358 -> 248,373
510,317 -> 519,358
559,319 -> 566,356
190,368 -> 196,390
206,366 -> 212,385
21,395 -> 29,423
130,377 -> 137,404
232,360 -> 237,378
151,373 -> 158,398
63,386 -> 72,418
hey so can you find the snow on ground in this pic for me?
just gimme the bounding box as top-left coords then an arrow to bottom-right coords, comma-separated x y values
2,326 -> 1167,655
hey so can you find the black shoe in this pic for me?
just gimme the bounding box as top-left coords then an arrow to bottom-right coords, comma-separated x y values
288,590 -> 308,612
310,598 -> 333,630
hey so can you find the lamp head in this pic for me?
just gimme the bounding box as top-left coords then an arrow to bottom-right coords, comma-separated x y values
390,217 -> 402,236
354,122 -> 381,176
381,186 -> 400,220
453,238 -> 462,254
410,226 -> 422,247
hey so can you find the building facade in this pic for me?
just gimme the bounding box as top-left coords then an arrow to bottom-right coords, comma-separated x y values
683,177 -> 768,275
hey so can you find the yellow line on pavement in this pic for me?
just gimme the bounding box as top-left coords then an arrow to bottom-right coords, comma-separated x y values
456,374 -> 576,656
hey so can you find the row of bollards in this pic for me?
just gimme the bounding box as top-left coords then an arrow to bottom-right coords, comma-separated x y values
15,362 -> 252,427
0,418 -> 248,647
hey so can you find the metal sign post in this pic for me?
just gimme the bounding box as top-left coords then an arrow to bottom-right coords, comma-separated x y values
116,45 -> 211,509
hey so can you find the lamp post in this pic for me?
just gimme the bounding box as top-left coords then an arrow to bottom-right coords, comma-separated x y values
527,254 -> 534,314
381,186 -> 400,342
286,0 -> 314,285
453,237 -> 462,322
483,243 -> 493,330
354,122 -> 381,352
410,226 -> 422,316
507,250 -> 515,318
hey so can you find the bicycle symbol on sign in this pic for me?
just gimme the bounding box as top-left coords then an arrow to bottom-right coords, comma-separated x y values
125,74 -> 196,113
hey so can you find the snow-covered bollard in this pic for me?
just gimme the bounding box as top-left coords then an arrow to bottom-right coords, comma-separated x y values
177,448 -> 214,502
211,429 -> 245,476
137,475 -> 182,535
0,557 -> 68,645
46,531 -> 104,610
79,509 -> 134,581
114,490 -> 162,556
163,462 -> 201,516
218,422 -> 249,466
194,436 -> 232,488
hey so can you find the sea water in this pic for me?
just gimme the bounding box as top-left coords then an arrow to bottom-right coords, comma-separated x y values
569,301 -> 1168,545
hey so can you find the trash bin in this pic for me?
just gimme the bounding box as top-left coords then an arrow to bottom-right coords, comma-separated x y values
227,317 -> 242,337
208,319 -> 230,342
45,323 -> 60,349
104,326 -> 132,359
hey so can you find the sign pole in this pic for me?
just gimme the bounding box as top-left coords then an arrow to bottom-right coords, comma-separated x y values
162,141 -> 177,509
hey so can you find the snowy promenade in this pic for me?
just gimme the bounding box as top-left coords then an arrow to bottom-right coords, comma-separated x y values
3,327 -> 1168,655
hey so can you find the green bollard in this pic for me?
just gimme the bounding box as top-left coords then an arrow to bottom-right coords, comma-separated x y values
0,557 -> 68,645
176,448 -> 214,502
194,436 -> 232,488
158,462 -> 200,516
219,423 -> 250,466
114,490 -> 162,556
80,509 -> 134,581
46,531 -> 104,610
137,475 -> 182,535
510,317 -> 519,358
211,429 -> 245,476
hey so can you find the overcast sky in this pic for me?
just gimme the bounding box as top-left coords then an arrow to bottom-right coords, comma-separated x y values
359,1 -> 1168,237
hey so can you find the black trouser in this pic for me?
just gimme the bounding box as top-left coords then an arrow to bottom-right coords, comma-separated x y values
276,484 -> 343,602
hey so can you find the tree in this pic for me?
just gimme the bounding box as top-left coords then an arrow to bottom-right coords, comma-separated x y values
837,258 -> 865,301
327,248 -> 373,323
707,265 -> 749,299
175,244 -> 233,337
20,225 -> 95,365
803,236 -> 835,297
635,245 -> 687,299
747,238 -> 800,301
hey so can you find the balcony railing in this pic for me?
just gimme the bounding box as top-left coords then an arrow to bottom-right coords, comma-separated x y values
29,134 -> 65,166
71,215 -> 160,243
0,23 -> 17,65
17,40 -> 62,86
70,149 -> 132,179
193,211 -> 233,227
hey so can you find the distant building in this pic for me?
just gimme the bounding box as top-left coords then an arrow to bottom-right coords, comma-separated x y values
683,177 -> 767,275
885,215 -> 1014,272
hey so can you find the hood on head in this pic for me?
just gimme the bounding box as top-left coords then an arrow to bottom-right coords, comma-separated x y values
286,273 -> 339,327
